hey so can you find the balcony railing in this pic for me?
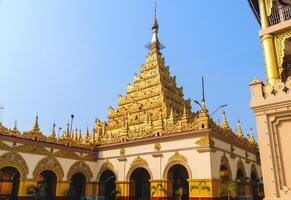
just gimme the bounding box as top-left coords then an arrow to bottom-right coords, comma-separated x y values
269,5 -> 291,25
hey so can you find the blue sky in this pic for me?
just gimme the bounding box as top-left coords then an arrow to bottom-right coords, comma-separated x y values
0,0 -> 264,138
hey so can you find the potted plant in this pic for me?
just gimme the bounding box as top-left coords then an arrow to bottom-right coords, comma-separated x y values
27,183 -> 47,200
220,181 -> 237,200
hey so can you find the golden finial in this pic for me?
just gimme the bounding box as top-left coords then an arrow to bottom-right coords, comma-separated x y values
84,127 -> 90,143
50,123 -> 57,139
78,129 -> 82,142
248,128 -> 256,144
73,128 -> 78,141
91,131 -> 96,144
65,123 -> 70,138
221,111 -> 230,129
33,114 -> 40,132
236,120 -> 243,138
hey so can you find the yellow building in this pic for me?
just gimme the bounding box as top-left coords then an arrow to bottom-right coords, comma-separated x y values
248,0 -> 291,199
0,11 -> 261,200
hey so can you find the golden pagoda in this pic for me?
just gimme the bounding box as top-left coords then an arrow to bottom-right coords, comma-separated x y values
0,4 -> 262,200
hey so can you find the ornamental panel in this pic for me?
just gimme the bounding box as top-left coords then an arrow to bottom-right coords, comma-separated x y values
33,156 -> 64,181
0,152 -> 28,180
67,161 -> 93,181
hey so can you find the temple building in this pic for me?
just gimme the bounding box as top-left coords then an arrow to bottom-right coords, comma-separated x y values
248,0 -> 291,199
0,9 -> 262,200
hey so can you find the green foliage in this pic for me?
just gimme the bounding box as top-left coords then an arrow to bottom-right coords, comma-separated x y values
26,183 -> 47,200
150,183 -> 167,196
236,177 -> 250,185
110,186 -> 121,200
220,181 -> 238,199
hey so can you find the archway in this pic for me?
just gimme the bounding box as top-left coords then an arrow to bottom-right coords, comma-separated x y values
70,173 -> 86,200
236,168 -> 246,197
0,167 -> 20,200
99,170 -> 116,200
167,164 -> 189,200
38,170 -> 57,200
129,168 -> 150,200
251,168 -> 262,200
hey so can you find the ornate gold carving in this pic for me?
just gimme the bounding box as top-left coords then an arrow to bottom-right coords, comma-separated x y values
168,151 -> 187,163
53,149 -> 81,159
15,144 -> 50,155
120,148 -> 126,156
154,143 -> 161,151
67,161 -> 93,181
33,156 -> 64,181
195,136 -> 215,147
265,0 -> 273,17
101,159 -> 114,170
0,152 -> 29,180
274,31 -> 291,76
131,156 -> 148,169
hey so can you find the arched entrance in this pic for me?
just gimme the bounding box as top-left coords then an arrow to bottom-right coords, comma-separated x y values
129,168 -> 150,200
251,170 -> 261,200
38,170 -> 57,200
167,165 -> 189,200
236,168 -> 246,197
0,167 -> 20,200
99,170 -> 116,200
69,173 -> 86,200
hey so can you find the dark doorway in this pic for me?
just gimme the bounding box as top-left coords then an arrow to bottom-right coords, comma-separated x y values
0,167 -> 20,200
236,169 -> 246,197
251,171 -> 262,200
129,168 -> 150,200
167,165 -> 189,200
39,170 -> 57,200
70,173 -> 86,200
99,170 -> 116,200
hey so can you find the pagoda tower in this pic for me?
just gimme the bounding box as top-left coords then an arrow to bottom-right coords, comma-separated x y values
248,0 -> 291,199
97,13 -> 195,143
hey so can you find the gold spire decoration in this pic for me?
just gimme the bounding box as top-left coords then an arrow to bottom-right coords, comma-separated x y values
84,127 -> 90,143
236,120 -> 243,138
73,128 -> 78,142
33,114 -> 40,132
150,0 -> 160,54
49,123 -> 57,140
78,129 -> 82,142
65,123 -> 71,139
221,111 -> 230,129
248,128 -> 256,144
198,100 -> 209,130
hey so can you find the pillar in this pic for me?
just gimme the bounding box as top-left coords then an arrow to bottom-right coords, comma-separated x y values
258,0 -> 280,85
116,181 -> 130,200
55,181 -> 70,200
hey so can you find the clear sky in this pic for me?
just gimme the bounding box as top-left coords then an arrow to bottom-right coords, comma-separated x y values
0,0 -> 264,138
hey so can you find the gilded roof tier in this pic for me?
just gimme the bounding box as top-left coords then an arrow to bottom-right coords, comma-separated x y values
0,15 -> 258,150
